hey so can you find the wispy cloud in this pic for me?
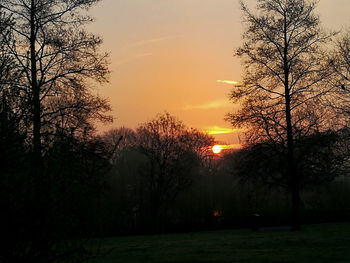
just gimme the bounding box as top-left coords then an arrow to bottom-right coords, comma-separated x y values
135,53 -> 153,57
203,126 -> 243,135
222,144 -> 243,150
217,80 -> 242,86
131,35 -> 184,47
183,99 -> 230,110
115,53 -> 153,67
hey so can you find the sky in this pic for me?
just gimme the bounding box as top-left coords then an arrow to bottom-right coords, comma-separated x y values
88,0 -> 350,145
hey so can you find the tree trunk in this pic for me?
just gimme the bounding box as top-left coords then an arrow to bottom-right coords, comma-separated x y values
283,14 -> 300,231
285,93 -> 300,231
30,0 -> 41,165
29,1 -> 50,261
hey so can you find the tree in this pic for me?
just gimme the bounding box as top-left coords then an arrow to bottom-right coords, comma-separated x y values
0,1 -> 110,261
136,113 -> 214,232
0,0 -> 111,162
0,11 -> 31,263
228,0 -> 335,230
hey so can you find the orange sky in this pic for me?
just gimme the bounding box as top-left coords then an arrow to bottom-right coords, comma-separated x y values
89,0 -> 350,144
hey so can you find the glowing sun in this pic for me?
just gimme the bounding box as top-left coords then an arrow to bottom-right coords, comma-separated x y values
212,145 -> 223,154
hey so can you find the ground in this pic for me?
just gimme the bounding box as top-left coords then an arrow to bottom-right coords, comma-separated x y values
86,223 -> 350,263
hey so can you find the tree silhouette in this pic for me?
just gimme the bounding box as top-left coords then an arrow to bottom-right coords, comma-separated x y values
0,12 -> 31,262
0,1 -> 110,261
228,0 -> 335,230
136,113 -> 214,232
1,0 -> 110,162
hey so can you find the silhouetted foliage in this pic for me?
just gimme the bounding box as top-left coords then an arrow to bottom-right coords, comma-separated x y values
43,133 -> 111,236
0,130 -> 112,263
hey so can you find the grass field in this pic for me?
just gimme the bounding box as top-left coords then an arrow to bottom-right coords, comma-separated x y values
86,223 -> 350,263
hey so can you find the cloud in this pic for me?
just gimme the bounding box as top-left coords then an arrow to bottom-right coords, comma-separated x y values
115,53 -> 153,67
131,35 -> 184,47
217,80 -> 242,86
183,99 -> 230,110
203,126 -> 243,135
223,144 -> 243,150
135,53 -> 153,57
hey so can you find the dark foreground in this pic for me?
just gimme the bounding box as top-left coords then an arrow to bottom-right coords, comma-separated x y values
85,223 -> 350,263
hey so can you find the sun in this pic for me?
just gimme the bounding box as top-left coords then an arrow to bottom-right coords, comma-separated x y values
212,145 -> 223,154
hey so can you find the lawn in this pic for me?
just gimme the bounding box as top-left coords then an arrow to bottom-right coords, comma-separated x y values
86,223 -> 350,263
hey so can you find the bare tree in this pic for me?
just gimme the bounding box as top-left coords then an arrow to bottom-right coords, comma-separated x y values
0,1 -> 110,260
228,0 -> 335,230
136,113 -> 214,232
0,0 -> 111,163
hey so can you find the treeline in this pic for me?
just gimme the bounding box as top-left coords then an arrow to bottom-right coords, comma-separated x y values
94,121 -> 350,236
3,108 -> 350,251
6,110 -> 347,242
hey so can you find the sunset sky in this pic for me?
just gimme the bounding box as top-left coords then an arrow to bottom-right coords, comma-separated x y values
89,0 -> 350,144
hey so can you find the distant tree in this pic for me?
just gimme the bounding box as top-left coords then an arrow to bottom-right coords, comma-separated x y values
227,130 -> 344,191
228,0 -> 335,230
136,113 -> 214,232
102,127 -> 138,164
98,116 -> 214,234
44,133 -> 111,232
